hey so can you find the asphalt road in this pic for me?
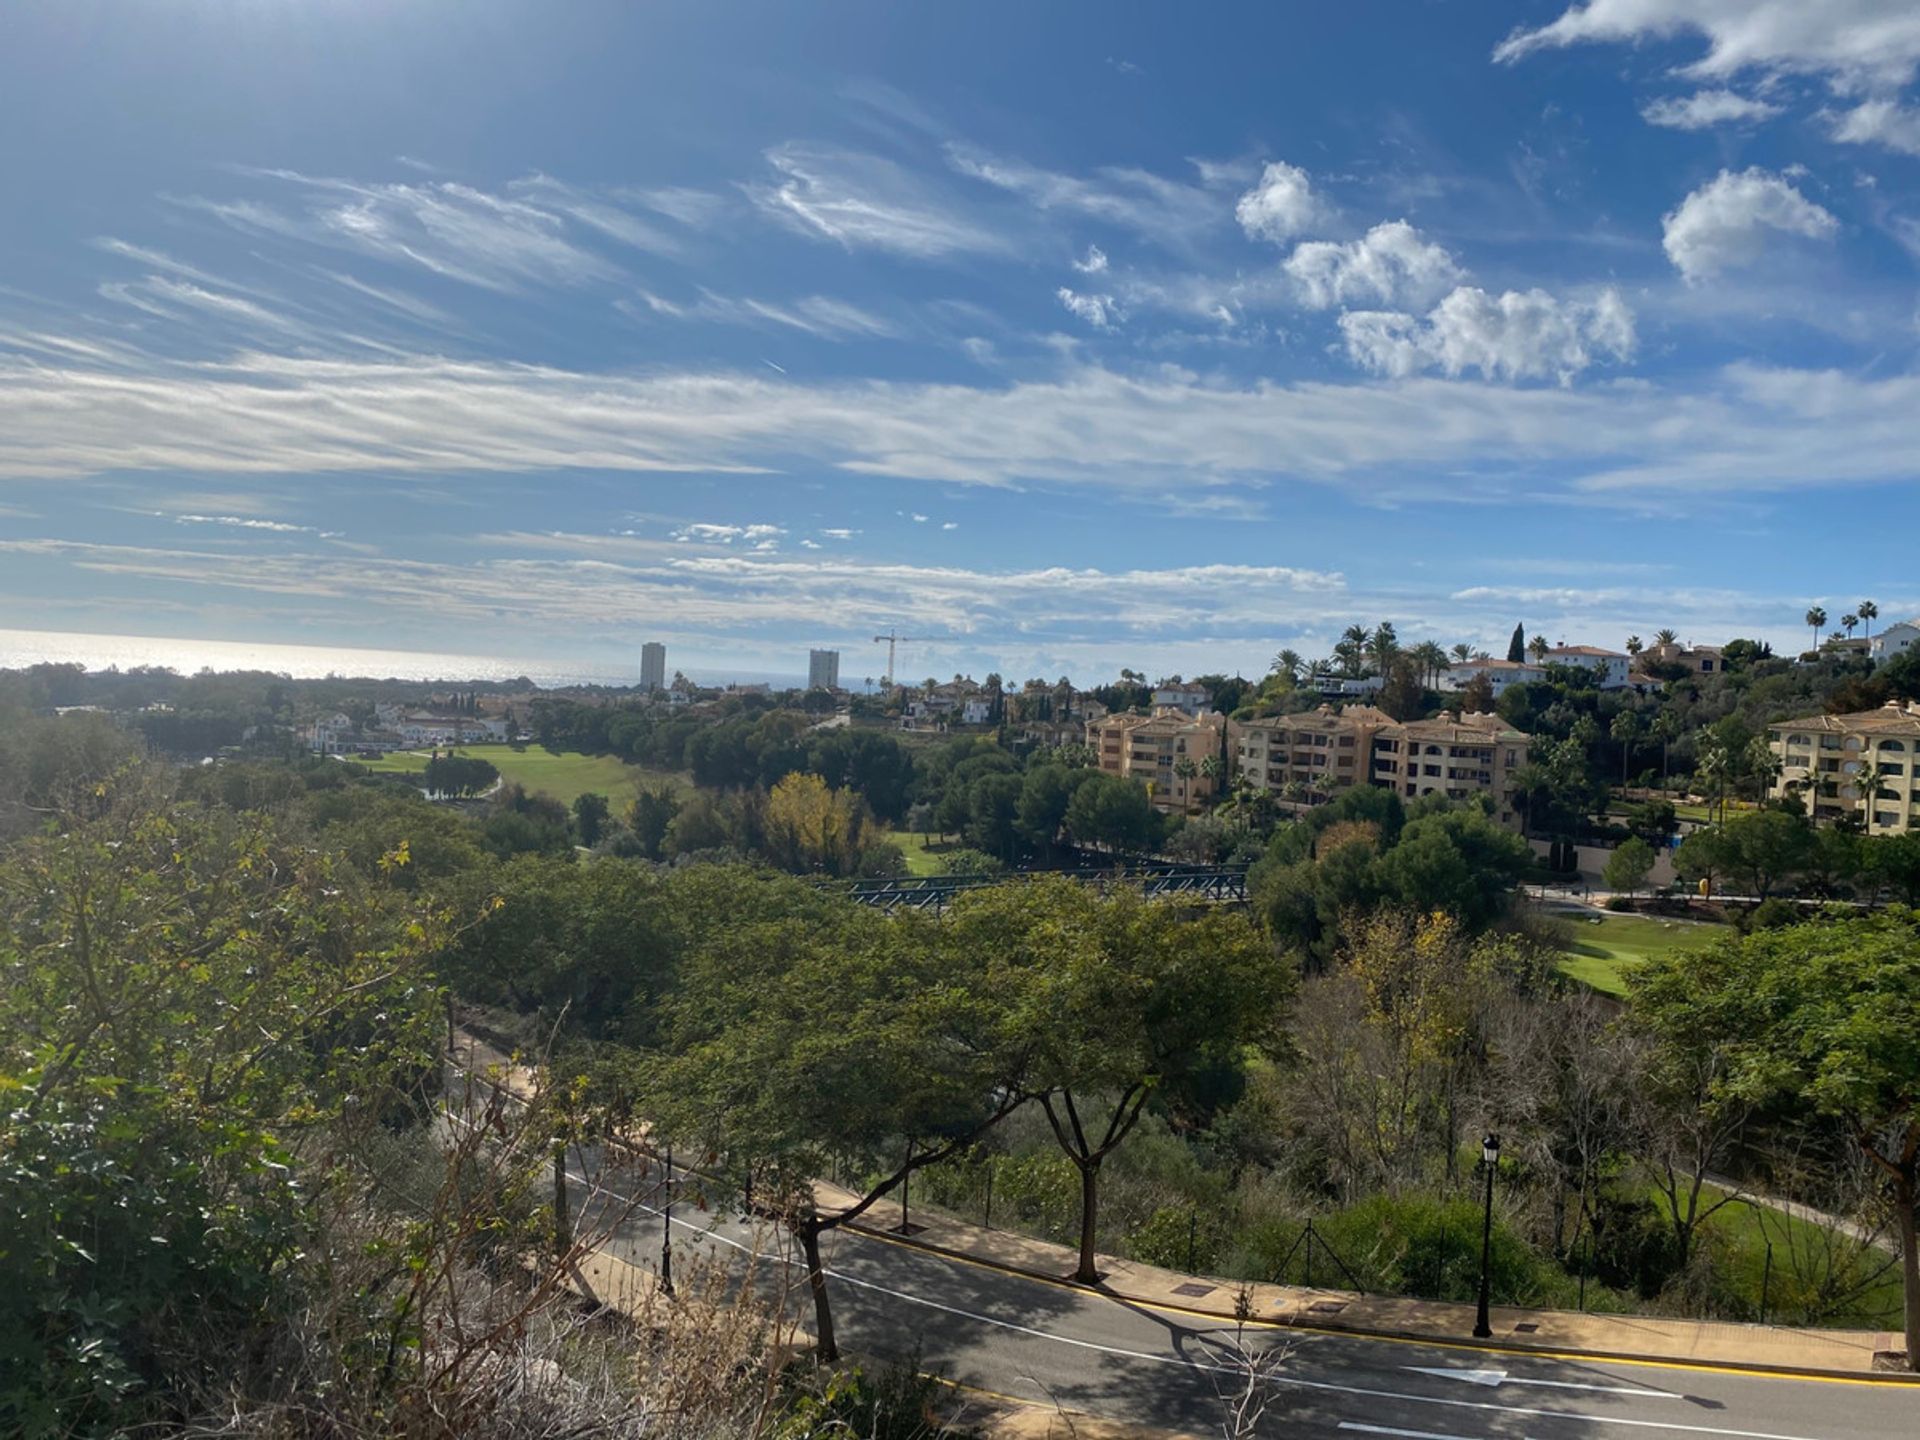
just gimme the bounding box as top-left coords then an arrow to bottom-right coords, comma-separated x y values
565,1153 -> 1920,1440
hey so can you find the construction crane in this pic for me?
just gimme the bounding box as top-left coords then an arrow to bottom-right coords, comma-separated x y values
872,630 -> 918,690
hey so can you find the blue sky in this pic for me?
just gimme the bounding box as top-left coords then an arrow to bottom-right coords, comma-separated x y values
3,0 -> 1920,685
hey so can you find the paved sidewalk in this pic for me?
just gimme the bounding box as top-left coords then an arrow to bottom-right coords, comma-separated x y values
821,1182 -> 1907,1379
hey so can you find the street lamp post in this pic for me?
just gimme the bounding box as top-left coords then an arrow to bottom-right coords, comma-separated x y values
660,1143 -> 675,1299
1473,1132 -> 1500,1339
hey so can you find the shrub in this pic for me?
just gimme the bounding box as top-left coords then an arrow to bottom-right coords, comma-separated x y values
1604,895 -> 1635,912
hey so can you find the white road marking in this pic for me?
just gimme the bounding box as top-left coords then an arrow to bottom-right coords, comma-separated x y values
1402,1364 -> 1675,1398
1340,1423 -> 1518,1440
567,1171 -> 1844,1440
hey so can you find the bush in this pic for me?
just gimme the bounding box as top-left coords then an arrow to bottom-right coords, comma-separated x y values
1604,895 -> 1635,912
1747,896 -> 1801,932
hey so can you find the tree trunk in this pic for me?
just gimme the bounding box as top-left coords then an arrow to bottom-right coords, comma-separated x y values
1076,1161 -> 1102,1283
800,1224 -> 837,1361
552,1143 -> 571,1256
1897,1173 -> 1919,1372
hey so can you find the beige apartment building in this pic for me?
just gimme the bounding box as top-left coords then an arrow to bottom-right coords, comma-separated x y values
1229,704 -> 1530,828
1368,711 -> 1530,828
1769,701 -> 1920,835
1087,707 -> 1227,814
1230,705 -> 1387,797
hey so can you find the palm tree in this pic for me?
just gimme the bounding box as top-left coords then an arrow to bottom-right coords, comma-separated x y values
1842,613 -> 1859,641
1450,643 -> 1473,664
1805,606 -> 1827,655
1270,648 -> 1303,681
1199,753 -> 1223,802
1366,622 -> 1400,675
1859,600 -> 1878,641
1337,624 -> 1370,678
1651,710 -> 1680,786
1611,711 -> 1641,788
1411,640 -> 1449,689
1173,754 -> 1199,812
1653,628 -> 1677,648
1626,635 -> 1643,657
1527,635 -> 1550,663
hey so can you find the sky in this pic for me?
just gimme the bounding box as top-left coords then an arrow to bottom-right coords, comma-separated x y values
3,0 -> 1920,687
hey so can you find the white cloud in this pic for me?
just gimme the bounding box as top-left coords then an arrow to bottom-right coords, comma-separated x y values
9,342 -> 1920,507
1661,167 -> 1839,282
1495,2 -> 1920,92
1641,89 -> 1783,129
186,171 -> 648,292
1073,244 -> 1109,274
945,145 -> 1220,250
1284,221 -> 1465,310
1056,287 -> 1121,329
630,289 -> 899,339
1828,98 -> 1920,155
941,521 -> 960,530
172,512 -> 337,537
820,528 -> 858,540
1235,161 -> 1325,244
1340,286 -> 1636,385
670,522 -> 787,546
749,143 -> 1006,259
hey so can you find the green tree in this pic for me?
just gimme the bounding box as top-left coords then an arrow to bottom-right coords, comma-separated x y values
1610,711 -> 1641,787
0,785 -> 442,1431
1603,836 -> 1655,898
1632,914 -> 1920,1368
1506,623 -> 1526,664
626,784 -> 681,861
571,790 -> 610,846
653,907 -> 1019,1360
1805,605 -> 1827,656
1064,772 -> 1159,853
1858,600 -> 1878,641
950,880 -> 1285,1282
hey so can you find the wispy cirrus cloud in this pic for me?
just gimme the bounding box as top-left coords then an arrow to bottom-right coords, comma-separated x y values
627,289 -> 900,339
178,170 -> 668,291
4,340 -> 1920,508
945,143 -> 1224,251
747,143 -> 1009,259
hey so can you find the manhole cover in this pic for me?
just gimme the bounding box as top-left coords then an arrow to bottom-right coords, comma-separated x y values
1171,1282 -> 1215,1298
1308,1301 -> 1347,1315
1512,1323 -> 1539,1334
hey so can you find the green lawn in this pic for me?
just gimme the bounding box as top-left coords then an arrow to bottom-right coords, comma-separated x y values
356,744 -> 688,809
1649,1183 -> 1902,1329
886,829 -> 953,877
1554,911 -> 1726,997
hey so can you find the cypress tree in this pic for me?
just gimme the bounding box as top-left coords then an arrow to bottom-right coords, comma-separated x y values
1507,623 -> 1526,664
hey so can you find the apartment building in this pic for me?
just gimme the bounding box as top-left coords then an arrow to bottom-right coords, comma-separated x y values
1368,711 -> 1530,828
1229,705 -> 1530,828
1769,701 -> 1920,835
640,641 -> 667,692
1230,705 -> 1386,797
1087,706 -> 1227,814
807,648 -> 841,691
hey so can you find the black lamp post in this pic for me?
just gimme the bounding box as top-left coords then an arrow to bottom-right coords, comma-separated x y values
1473,1132 -> 1500,1339
660,1144 -> 675,1299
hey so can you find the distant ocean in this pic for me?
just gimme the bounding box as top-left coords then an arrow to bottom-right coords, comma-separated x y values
0,628 -> 806,692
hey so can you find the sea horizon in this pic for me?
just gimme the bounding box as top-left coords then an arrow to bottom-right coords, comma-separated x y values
0,627 -> 810,692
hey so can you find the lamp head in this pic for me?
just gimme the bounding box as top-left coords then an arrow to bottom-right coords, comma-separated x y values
1481,1132 -> 1501,1165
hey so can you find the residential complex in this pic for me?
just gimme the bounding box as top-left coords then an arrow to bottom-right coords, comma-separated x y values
640,641 -> 666,692
1769,701 -> 1920,835
1229,705 -> 1530,828
808,648 -> 841,691
1871,619 -> 1920,662
1643,640 -> 1723,675
1439,658 -> 1543,696
1087,707 -> 1228,814
1541,645 -> 1631,689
